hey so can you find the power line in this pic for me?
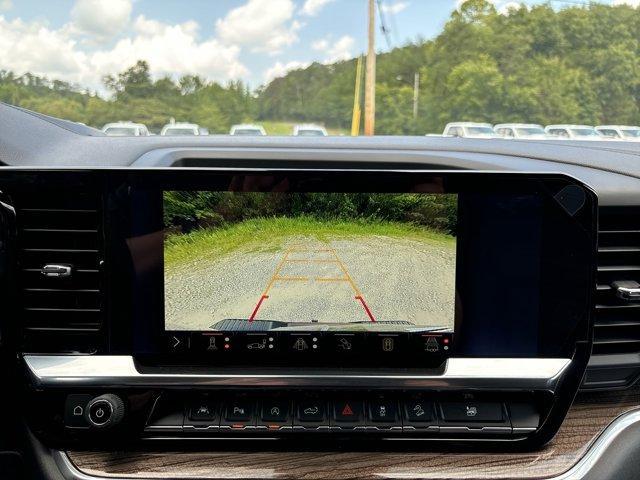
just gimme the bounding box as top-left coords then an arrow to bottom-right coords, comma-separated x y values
548,0 -> 604,5
388,3 -> 400,45
376,0 -> 393,50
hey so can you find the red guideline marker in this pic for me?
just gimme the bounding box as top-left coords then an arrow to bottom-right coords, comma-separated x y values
355,296 -> 376,322
248,295 -> 269,322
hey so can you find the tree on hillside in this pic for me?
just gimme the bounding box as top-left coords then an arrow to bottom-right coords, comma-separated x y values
103,60 -> 155,100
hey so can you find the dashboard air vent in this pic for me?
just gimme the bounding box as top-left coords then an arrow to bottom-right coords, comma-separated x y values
15,190 -> 104,353
584,207 -> 640,389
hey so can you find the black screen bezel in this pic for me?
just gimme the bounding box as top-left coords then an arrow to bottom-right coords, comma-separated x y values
101,169 -> 596,366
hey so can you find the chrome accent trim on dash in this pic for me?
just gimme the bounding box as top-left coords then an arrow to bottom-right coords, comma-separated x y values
24,355 -> 570,390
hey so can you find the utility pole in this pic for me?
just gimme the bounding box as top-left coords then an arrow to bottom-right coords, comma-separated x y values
413,72 -> 419,120
364,0 -> 376,136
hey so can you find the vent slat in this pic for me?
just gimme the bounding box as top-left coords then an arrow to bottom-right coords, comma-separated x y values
23,228 -> 98,233
598,265 -> 640,272
22,248 -> 99,253
19,208 -> 97,213
22,268 -> 99,273
23,288 -> 100,293
595,321 -> 640,328
24,307 -> 101,313
596,304 -> 640,310
594,337 -> 640,345
598,246 -> 640,253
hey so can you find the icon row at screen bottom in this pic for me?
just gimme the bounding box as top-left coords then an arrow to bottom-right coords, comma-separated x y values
167,332 -> 453,356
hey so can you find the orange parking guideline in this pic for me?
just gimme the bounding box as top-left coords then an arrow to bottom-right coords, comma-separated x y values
248,243 -> 376,322
261,249 -> 292,297
285,259 -> 340,264
329,248 -> 363,297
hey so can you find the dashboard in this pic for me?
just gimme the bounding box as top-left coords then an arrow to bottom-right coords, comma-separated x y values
0,102 -> 639,480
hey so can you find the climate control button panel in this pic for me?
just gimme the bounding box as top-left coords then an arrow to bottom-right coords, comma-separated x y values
142,392 -> 540,438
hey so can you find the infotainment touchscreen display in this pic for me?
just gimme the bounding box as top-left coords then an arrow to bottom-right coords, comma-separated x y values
163,192 -> 457,334
111,170 -> 595,364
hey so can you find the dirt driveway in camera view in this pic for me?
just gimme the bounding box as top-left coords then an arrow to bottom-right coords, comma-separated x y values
164,235 -> 456,331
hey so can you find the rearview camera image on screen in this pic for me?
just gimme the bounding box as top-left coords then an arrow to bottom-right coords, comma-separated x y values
164,192 -> 457,333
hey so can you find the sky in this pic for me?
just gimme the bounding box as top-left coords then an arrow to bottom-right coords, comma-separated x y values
0,0 -> 637,95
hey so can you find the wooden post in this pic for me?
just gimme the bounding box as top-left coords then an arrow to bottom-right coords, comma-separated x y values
364,0 -> 376,136
413,72 -> 419,120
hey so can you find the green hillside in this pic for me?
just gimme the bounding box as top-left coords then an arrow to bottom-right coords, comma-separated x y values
258,0 -> 640,134
1,0 -> 639,135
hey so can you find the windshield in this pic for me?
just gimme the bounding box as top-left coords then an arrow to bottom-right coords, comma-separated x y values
233,129 -> 263,136
1,1 -> 638,139
466,127 -> 494,135
570,128 -> 600,137
516,127 -> 546,136
296,130 -> 325,136
621,129 -> 640,138
163,128 -> 197,136
104,127 -> 137,136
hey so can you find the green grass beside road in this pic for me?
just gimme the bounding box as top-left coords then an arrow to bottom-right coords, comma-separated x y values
164,216 -> 455,269
260,121 -> 348,136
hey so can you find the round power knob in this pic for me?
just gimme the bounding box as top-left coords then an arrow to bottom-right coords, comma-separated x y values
85,394 -> 125,429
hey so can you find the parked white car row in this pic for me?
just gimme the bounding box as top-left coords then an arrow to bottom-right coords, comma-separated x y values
442,122 -> 640,141
101,122 -> 328,137
595,125 -> 640,140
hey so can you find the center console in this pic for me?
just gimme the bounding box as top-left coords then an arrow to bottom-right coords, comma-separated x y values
0,167 -> 597,450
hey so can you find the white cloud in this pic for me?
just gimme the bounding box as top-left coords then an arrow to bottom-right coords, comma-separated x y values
381,1 -> 409,15
612,0 -> 640,7
0,16 -> 88,82
300,0 -> 335,16
311,38 -> 329,51
0,14 -> 247,95
495,1 -> 527,14
263,60 -> 309,83
71,0 -> 132,41
0,0 -> 12,12
215,0 -> 300,55
91,16 -> 248,88
312,35 -> 354,63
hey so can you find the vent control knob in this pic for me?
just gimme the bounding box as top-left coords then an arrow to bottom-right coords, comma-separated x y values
40,264 -> 73,278
613,280 -> 640,302
85,394 -> 125,429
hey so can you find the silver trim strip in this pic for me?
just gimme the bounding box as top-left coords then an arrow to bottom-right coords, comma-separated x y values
53,408 -> 640,480
24,355 -> 570,390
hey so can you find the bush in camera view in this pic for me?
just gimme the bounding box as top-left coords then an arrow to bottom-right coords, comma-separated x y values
164,192 -> 457,332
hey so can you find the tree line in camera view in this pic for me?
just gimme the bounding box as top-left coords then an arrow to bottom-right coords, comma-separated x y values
2,0 -> 638,134
163,192 -> 457,236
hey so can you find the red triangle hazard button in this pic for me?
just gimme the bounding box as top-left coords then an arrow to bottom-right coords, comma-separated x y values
342,404 -> 354,416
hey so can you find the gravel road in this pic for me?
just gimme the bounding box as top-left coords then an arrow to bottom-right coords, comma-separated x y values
164,235 -> 456,331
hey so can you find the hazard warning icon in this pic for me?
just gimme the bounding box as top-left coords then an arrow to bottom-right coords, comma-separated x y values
335,401 -> 361,421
